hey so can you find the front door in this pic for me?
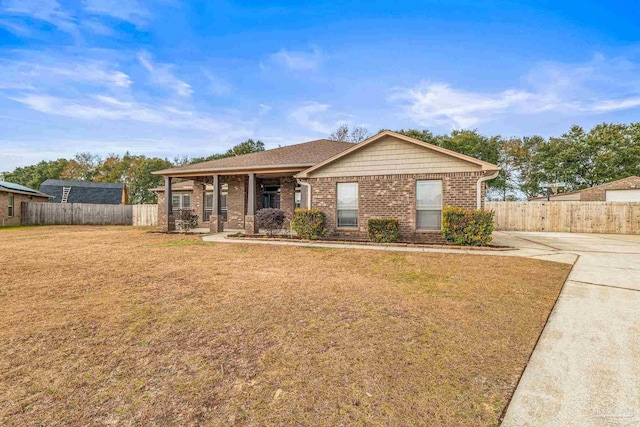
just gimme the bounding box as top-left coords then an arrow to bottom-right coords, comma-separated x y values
262,185 -> 281,209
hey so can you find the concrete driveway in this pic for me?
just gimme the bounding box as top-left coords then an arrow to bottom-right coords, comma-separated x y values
498,232 -> 640,427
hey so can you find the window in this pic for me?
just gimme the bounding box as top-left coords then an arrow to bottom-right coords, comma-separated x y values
262,185 -> 281,209
204,192 -> 213,222
8,194 -> 14,217
170,193 -> 191,213
416,180 -> 442,230
220,184 -> 228,221
203,184 -> 228,222
337,182 -> 358,228
295,183 -> 301,209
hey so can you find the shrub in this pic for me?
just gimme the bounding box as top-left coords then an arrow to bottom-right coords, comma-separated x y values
367,218 -> 399,243
177,209 -> 199,233
291,208 -> 326,240
442,206 -> 494,246
255,208 -> 286,236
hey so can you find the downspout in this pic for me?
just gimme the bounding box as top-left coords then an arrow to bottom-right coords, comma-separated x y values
477,170 -> 500,209
297,179 -> 312,209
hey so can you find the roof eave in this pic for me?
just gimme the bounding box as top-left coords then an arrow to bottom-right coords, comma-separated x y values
152,163 -> 316,176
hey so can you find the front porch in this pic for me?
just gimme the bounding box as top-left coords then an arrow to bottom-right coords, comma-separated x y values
160,173 -> 305,234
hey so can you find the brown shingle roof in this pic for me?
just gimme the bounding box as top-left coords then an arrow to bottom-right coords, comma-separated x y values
155,139 -> 354,175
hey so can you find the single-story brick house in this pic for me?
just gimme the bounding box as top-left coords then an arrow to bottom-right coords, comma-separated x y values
0,181 -> 52,226
153,131 -> 500,243
529,176 -> 640,202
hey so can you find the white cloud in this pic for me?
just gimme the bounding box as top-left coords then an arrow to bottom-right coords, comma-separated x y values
288,102 -> 357,134
83,0 -> 149,27
138,52 -> 193,97
2,0 -> 77,33
391,55 -> 640,128
81,18 -> 114,36
269,47 -> 322,71
258,104 -> 272,115
0,56 -> 132,90
9,93 -> 234,132
202,70 -> 231,96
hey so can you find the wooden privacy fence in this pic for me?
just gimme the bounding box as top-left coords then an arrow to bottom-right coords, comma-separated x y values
486,201 -> 640,234
132,204 -> 158,226
21,203 -> 158,226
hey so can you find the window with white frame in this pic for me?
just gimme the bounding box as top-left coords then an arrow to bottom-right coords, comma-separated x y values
416,180 -> 442,230
337,182 -> 358,228
8,193 -> 14,217
204,183 -> 228,222
171,193 -> 191,213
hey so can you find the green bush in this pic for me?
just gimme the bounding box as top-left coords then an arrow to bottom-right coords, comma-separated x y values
442,206 -> 494,246
367,218 -> 399,243
292,208 -> 326,240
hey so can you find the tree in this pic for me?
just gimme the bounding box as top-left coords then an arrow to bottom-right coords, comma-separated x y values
225,139 -> 265,156
392,128 -> 438,144
1,158 -> 69,190
187,139 -> 266,164
329,124 -> 370,143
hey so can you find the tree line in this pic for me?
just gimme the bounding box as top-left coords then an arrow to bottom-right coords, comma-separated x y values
2,124 -> 639,203
329,123 -> 640,200
1,139 -> 265,204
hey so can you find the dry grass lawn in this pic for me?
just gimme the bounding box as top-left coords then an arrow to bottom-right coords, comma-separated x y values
0,226 -> 570,426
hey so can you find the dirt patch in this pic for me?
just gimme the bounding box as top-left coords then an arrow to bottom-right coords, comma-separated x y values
0,226 -> 570,426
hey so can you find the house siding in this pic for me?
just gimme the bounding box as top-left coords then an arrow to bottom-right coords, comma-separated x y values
581,176 -> 640,201
0,191 -> 49,226
307,172 -> 484,243
308,136 -> 482,178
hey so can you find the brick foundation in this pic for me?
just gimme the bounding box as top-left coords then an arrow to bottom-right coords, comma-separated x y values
209,214 -> 223,233
306,172 -> 484,244
244,215 -> 257,234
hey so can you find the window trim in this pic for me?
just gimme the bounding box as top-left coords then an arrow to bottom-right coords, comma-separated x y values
8,193 -> 14,217
336,182 -> 359,229
415,179 -> 443,231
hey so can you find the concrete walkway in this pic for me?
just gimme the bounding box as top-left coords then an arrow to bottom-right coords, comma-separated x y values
501,232 -> 640,427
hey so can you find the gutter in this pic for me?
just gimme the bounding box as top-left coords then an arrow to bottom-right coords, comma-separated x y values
477,170 -> 500,209
296,179 -> 312,209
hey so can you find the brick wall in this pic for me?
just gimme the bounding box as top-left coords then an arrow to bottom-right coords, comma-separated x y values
280,176 -> 296,220
224,175 -> 246,229
580,176 -> 640,201
307,172 -> 484,243
0,192 -> 49,226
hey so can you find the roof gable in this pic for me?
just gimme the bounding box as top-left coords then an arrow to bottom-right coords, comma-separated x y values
296,131 -> 500,178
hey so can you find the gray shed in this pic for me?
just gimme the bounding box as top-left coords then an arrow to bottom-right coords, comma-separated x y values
39,179 -> 127,204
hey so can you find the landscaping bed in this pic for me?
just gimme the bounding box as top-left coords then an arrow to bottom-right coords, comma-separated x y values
226,232 -> 513,251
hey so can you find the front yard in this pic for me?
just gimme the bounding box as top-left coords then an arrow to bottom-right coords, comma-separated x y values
0,226 -> 570,426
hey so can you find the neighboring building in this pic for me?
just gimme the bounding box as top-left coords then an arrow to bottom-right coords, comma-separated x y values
0,181 -> 52,226
153,131 -> 500,243
530,176 -> 640,202
39,179 -> 128,204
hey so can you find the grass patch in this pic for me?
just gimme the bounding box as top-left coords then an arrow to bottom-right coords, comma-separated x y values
0,225 -> 570,426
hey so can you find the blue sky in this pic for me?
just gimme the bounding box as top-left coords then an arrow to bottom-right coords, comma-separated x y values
1,0 -> 639,171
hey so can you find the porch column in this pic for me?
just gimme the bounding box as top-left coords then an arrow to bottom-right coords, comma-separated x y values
210,174 -> 223,233
244,173 -> 258,234
162,176 -> 175,232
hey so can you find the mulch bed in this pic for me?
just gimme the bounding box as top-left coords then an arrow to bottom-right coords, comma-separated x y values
226,233 -> 512,251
